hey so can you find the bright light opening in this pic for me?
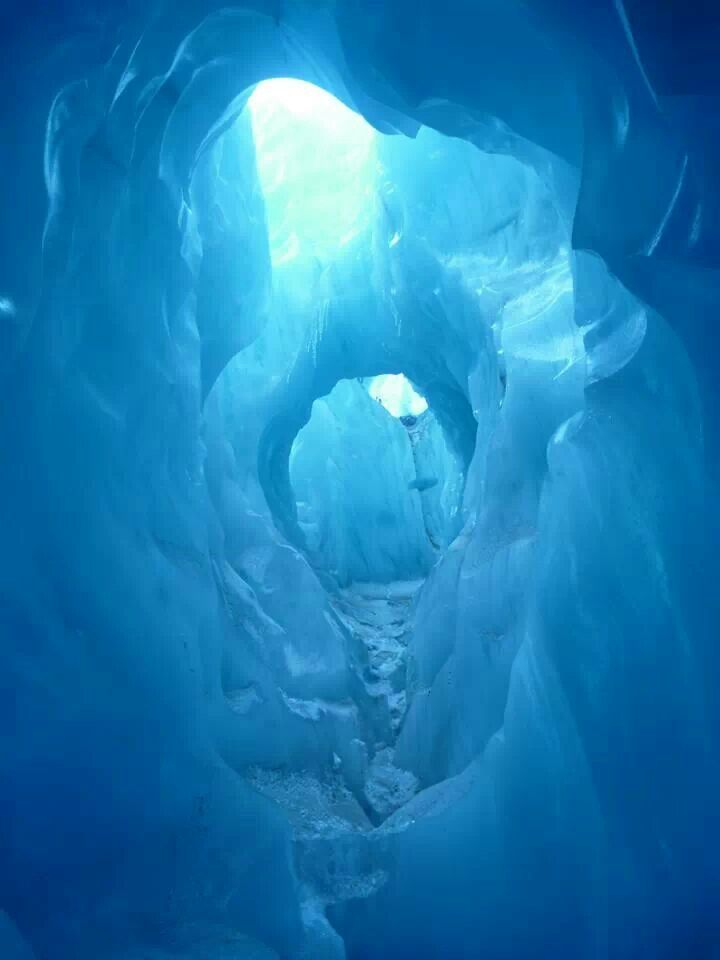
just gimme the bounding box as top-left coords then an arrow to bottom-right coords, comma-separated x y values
247,78 -> 376,264
368,374 -> 428,418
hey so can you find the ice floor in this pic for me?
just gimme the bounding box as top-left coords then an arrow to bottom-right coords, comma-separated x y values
247,580 -> 422,958
250,579 -> 423,830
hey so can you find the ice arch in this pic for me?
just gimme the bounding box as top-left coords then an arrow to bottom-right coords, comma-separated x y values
290,377 -> 462,585
3,3 -> 720,960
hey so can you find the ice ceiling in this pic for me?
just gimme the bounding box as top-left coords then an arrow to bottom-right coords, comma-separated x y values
249,78 -> 376,263
3,3 -> 720,960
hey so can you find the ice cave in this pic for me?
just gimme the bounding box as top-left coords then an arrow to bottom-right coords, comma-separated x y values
3,3 -> 720,959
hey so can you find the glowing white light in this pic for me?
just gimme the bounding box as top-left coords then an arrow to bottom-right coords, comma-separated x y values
368,374 -> 428,418
0,296 -> 16,316
248,78 -> 376,264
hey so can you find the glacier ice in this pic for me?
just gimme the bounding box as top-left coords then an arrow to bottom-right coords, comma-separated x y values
2,3 -> 720,959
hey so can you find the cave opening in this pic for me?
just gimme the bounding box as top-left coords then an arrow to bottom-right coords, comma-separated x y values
233,77 -> 477,589
216,78 -> 485,850
247,77 -> 377,265
290,374 -> 463,587
200,62 -> 589,955
367,373 -> 428,418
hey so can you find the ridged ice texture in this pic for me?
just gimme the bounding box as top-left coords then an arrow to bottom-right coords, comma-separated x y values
2,3 -> 720,960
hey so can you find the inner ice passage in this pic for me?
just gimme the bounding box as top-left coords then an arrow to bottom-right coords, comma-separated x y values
3,4 -> 720,959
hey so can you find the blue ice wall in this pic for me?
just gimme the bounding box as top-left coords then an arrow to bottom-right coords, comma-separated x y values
2,3 -> 720,960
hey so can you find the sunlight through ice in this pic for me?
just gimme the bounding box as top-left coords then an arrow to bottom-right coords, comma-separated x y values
368,374 -> 428,418
248,78 -> 376,263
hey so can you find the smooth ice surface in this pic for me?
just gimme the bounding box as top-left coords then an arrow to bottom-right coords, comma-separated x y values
3,4 -> 720,960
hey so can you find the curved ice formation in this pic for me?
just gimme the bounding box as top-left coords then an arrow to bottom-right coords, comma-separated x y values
2,3 -> 720,959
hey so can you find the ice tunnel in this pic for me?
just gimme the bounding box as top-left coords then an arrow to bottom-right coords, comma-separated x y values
3,3 -> 720,960
290,375 -> 463,585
